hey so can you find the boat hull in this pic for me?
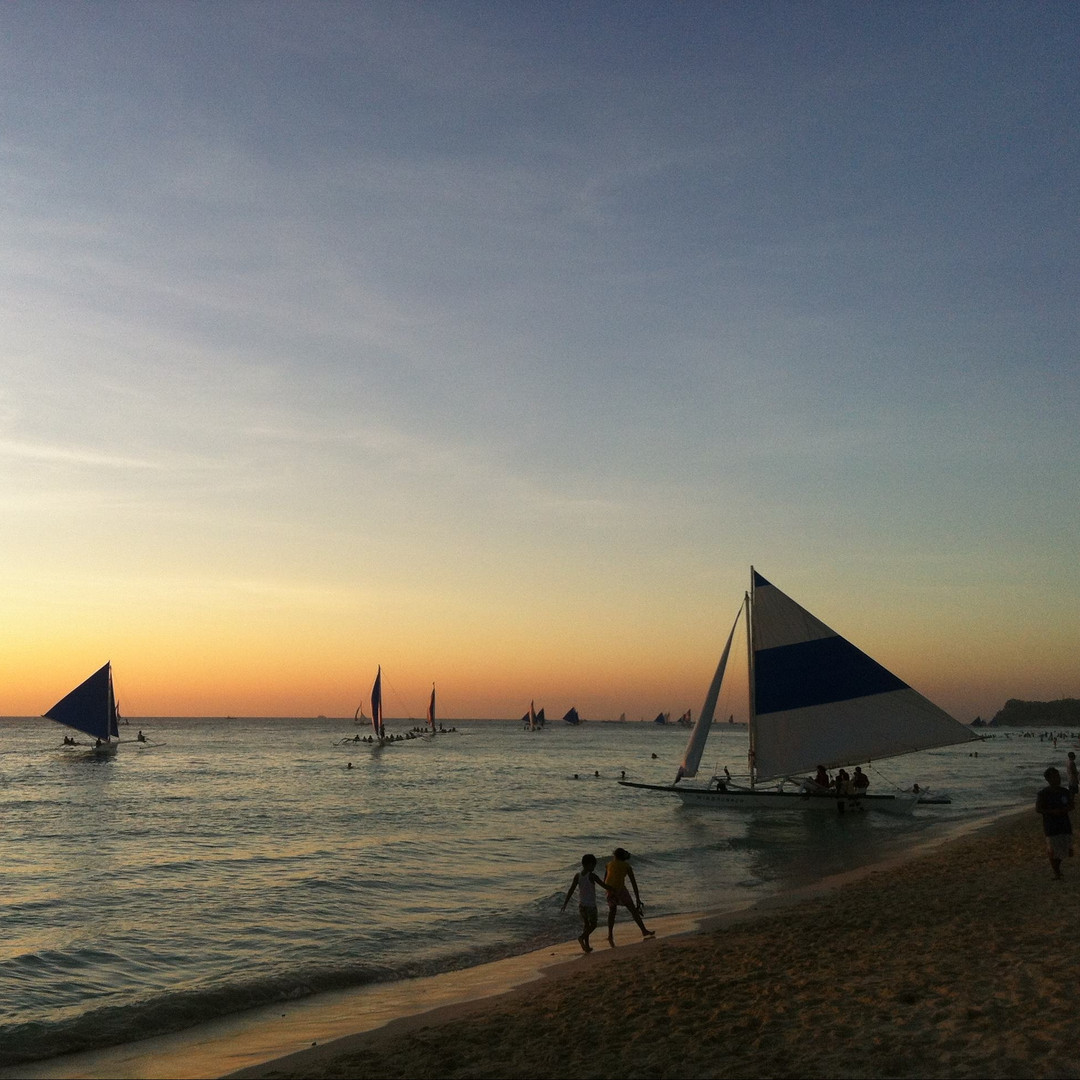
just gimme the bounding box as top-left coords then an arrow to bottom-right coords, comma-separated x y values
618,780 -> 918,815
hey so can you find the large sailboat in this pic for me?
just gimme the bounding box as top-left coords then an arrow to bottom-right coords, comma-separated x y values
620,569 -> 979,814
45,661 -> 121,755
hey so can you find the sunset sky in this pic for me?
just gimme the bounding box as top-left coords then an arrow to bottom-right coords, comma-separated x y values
3,2 -> 1077,721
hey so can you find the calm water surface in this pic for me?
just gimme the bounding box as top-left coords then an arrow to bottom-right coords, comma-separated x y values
0,715 -> 1059,1066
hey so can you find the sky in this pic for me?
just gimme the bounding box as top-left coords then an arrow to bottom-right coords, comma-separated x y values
2,1 -> 1077,721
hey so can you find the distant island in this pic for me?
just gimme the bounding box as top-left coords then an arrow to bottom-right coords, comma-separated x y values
987,698 -> 1080,727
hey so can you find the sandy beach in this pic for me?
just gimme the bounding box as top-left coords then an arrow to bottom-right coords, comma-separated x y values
225,808 -> 1079,1080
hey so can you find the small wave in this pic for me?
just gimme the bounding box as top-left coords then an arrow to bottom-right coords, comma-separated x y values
0,921 -> 575,1069
0,963 -> 391,1068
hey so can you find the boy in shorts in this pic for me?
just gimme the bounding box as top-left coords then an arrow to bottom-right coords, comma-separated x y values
603,847 -> 655,945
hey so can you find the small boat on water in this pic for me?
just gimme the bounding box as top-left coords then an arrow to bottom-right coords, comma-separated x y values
349,669 -> 438,747
370,666 -> 386,743
45,661 -> 121,756
522,703 -> 546,730
620,569 -> 979,814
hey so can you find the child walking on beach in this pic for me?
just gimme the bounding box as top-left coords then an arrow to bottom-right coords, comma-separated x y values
561,853 -> 607,952
604,847 -> 655,946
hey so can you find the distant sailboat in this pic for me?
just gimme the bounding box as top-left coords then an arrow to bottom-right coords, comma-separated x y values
522,702 -> 546,730
371,666 -> 385,741
621,569 -> 979,814
45,661 -> 121,755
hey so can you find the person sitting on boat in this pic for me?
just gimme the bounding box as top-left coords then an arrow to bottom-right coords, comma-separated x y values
801,765 -> 830,794
833,770 -> 852,812
852,766 -> 869,794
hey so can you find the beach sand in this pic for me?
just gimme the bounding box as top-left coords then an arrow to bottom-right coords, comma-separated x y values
229,809 -> 1080,1080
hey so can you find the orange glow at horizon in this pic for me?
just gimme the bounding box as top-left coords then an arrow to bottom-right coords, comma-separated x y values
9,593 -> 1076,724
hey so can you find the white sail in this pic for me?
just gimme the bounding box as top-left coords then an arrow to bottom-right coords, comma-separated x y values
676,602 -> 743,781
749,570 -> 978,781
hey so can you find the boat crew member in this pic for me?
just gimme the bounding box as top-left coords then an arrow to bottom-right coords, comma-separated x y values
834,769 -> 851,813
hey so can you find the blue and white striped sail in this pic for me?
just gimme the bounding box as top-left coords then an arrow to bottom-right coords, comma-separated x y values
750,570 -> 978,781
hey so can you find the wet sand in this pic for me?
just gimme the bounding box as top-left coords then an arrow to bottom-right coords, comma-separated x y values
229,808 -> 1078,1080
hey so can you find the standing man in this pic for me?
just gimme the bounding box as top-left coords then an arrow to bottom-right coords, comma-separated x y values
1036,767 -> 1074,880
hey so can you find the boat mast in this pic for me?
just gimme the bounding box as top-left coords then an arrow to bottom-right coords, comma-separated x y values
746,570 -> 757,787
107,663 -> 115,744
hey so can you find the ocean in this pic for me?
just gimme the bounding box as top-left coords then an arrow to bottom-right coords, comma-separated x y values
0,714 -> 1059,1069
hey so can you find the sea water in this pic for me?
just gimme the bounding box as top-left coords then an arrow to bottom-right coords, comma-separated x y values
0,715 -> 1060,1067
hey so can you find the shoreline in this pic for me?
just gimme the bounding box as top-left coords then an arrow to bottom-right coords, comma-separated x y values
1,808 -> 1030,1080
231,805 -> 1072,1080
0,913 -> 707,1080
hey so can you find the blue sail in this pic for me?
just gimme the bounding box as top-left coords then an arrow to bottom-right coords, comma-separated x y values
45,662 -> 115,742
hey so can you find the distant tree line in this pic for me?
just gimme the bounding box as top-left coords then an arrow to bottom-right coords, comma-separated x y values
988,698 -> 1080,727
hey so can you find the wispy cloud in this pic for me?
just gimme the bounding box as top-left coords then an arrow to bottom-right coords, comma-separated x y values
0,439 -> 160,470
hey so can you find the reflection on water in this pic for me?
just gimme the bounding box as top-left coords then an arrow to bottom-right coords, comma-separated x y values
0,714 -> 1057,1066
